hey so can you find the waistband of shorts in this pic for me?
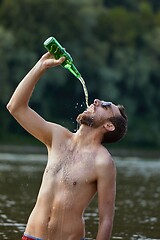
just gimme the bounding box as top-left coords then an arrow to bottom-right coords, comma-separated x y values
24,233 -> 43,240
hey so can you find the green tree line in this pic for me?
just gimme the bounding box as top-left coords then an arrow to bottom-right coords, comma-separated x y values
0,0 -> 160,148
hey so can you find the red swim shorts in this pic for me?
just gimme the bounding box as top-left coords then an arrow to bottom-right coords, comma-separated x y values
22,233 -> 43,240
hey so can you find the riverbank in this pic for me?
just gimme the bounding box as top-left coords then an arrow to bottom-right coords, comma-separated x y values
0,144 -> 47,154
0,144 -> 160,159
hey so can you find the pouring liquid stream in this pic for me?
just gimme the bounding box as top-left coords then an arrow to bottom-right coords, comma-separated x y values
78,76 -> 89,108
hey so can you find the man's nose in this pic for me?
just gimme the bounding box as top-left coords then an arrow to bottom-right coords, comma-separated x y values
94,99 -> 101,106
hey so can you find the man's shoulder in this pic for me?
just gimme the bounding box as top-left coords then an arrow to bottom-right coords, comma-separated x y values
49,122 -> 73,143
49,122 -> 72,134
96,145 -> 113,161
95,145 -> 115,171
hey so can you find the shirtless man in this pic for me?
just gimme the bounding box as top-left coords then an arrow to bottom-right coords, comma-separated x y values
7,52 -> 128,240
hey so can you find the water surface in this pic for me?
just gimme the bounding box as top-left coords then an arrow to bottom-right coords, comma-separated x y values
0,153 -> 159,240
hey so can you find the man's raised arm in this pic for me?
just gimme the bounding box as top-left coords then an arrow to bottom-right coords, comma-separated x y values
7,52 -> 65,147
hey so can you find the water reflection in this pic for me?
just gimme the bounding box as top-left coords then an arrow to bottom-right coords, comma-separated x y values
0,153 -> 160,240
113,157 -> 160,240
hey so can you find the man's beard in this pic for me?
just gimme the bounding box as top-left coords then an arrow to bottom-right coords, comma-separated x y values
76,112 -> 104,128
76,113 -> 94,127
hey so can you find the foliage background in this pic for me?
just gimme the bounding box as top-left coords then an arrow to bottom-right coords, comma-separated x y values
0,0 -> 160,149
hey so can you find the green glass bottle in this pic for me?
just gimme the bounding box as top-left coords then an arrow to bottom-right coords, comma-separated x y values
44,36 -> 81,79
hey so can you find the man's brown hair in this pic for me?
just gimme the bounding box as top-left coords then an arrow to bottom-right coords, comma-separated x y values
102,105 -> 128,144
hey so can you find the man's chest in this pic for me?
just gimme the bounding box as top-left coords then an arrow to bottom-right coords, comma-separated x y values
47,148 -> 97,187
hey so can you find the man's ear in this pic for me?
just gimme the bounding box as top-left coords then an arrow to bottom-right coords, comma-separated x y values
103,121 -> 115,132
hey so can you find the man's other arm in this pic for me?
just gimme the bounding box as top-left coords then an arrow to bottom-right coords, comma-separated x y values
96,153 -> 116,240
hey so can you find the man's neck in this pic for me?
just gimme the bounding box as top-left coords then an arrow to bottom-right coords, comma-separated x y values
73,124 -> 103,147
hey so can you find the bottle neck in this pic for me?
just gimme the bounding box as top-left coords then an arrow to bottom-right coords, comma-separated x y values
63,62 -> 81,79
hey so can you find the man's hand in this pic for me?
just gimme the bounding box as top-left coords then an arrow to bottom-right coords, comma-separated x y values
40,52 -> 66,70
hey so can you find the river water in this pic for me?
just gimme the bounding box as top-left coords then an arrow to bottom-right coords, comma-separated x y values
0,153 -> 160,240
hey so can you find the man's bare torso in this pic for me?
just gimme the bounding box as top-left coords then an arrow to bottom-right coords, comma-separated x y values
25,129 -> 98,240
